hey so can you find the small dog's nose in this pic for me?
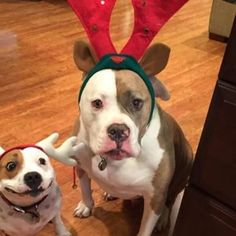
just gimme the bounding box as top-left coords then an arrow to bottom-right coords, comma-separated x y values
24,171 -> 42,189
107,124 -> 130,142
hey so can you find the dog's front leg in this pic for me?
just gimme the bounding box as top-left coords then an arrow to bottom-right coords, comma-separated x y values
52,214 -> 71,236
74,167 -> 94,218
137,195 -> 162,236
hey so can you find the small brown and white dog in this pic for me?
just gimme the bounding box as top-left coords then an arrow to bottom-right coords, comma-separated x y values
0,133 -> 78,236
58,41 -> 193,236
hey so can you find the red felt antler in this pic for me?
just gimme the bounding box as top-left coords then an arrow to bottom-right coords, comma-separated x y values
68,0 -> 117,59
68,0 -> 188,60
121,0 -> 188,60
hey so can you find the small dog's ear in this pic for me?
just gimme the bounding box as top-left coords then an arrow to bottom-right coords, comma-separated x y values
74,41 -> 98,73
150,76 -> 170,101
0,147 -> 5,156
140,43 -> 170,76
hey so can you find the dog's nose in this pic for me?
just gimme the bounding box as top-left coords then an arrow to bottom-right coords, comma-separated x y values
107,124 -> 130,142
24,172 -> 42,189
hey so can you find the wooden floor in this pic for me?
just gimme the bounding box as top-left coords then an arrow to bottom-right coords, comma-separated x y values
0,0 -> 226,235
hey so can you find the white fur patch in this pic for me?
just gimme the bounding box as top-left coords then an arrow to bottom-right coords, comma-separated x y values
81,69 -> 117,101
21,148 -> 54,189
79,69 -> 118,147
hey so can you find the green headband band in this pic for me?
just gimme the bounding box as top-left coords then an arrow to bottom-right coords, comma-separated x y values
78,54 -> 155,124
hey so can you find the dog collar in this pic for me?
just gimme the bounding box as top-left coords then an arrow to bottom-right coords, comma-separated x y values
0,145 -> 45,160
0,192 -> 48,222
78,54 -> 156,124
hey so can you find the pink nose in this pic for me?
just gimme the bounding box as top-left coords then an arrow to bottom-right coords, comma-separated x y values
107,124 -> 130,143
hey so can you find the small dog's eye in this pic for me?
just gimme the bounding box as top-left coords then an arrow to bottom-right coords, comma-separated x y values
6,162 -> 17,172
91,99 -> 103,109
39,158 -> 46,165
132,98 -> 143,110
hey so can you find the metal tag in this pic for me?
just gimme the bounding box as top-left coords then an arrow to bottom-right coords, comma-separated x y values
98,157 -> 107,171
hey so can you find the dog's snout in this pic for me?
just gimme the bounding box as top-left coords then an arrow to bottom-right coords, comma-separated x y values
24,171 -> 42,189
107,124 -> 130,142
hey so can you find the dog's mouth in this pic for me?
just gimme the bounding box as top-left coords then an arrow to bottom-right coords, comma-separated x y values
5,181 -> 53,197
102,148 -> 131,160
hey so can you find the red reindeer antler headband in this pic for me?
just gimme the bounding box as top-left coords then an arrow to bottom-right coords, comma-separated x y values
69,0 -> 188,125
0,145 -> 45,160
68,0 -> 188,60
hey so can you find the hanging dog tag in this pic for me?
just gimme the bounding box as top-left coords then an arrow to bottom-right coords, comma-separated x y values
98,156 -> 107,171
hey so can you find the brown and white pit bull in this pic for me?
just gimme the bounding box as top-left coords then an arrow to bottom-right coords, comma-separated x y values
67,41 -> 193,236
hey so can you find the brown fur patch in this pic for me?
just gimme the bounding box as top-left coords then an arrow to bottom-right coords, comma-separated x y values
115,70 -> 151,140
150,154 -> 173,213
0,150 -> 24,180
150,106 -> 193,213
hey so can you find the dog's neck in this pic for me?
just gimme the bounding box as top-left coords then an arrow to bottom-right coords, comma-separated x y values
0,191 -> 48,223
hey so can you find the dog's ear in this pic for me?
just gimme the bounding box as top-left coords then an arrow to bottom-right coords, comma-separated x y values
73,41 -> 98,73
0,146 -> 5,156
150,76 -> 170,101
140,43 -> 170,76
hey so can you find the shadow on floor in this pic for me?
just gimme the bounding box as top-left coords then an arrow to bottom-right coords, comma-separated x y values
93,198 -> 171,236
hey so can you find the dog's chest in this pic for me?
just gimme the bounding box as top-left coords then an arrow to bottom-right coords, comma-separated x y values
0,188 -> 60,236
89,155 -> 161,198
80,113 -> 165,199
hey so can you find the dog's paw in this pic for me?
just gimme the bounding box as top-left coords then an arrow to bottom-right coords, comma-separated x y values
155,206 -> 170,231
73,201 -> 92,218
103,192 -> 117,201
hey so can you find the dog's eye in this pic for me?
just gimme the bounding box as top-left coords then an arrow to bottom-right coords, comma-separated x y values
6,161 -> 17,172
132,98 -> 143,110
91,99 -> 103,109
39,158 -> 46,165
